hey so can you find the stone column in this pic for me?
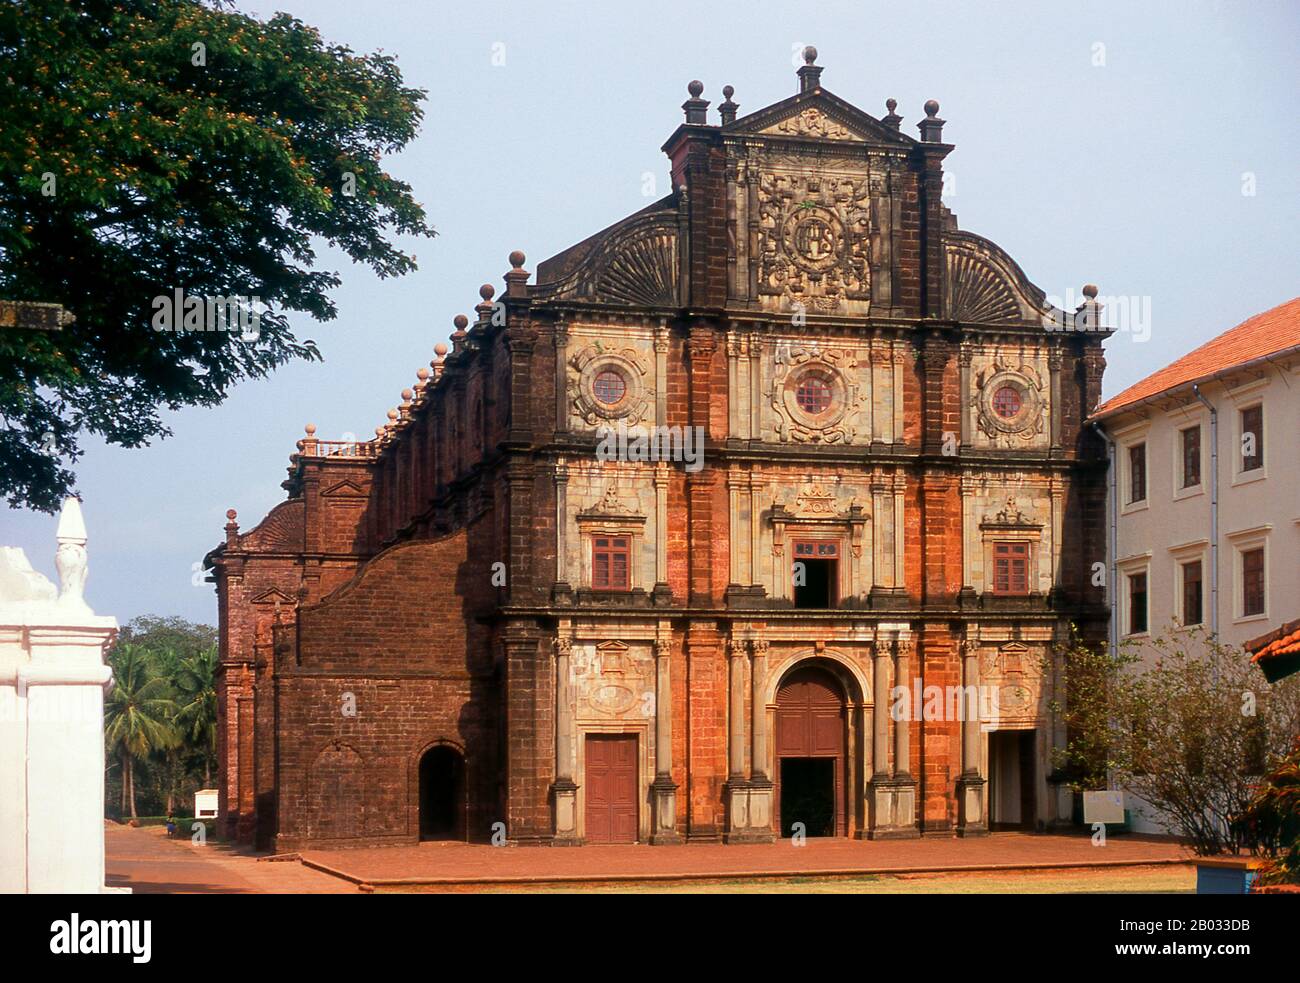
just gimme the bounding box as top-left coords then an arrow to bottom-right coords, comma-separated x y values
652,463 -> 670,601
893,635 -> 912,779
650,634 -> 680,844
956,635 -> 988,836
872,639 -> 890,779
750,640 -> 769,781
727,638 -> 746,779
554,320 -> 569,433
551,635 -> 579,844
553,460 -> 570,596
726,332 -> 740,438
869,633 -> 919,839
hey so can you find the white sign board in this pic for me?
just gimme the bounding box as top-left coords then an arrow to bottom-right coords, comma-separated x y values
194,789 -> 219,819
1083,789 -> 1125,824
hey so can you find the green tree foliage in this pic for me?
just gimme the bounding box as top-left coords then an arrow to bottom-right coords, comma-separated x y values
104,615 -> 218,818
0,0 -> 434,510
105,641 -> 181,819
1053,626 -> 1300,856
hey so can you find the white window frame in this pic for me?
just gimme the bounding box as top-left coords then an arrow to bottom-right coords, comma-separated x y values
1169,541 -> 1209,628
1231,394 -> 1267,486
1172,418 -> 1205,501
1228,528 -> 1270,625
1117,555 -> 1153,639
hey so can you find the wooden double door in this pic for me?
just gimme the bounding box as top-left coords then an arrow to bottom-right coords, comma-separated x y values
585,734 -> 638,843
775,666 -> 848,837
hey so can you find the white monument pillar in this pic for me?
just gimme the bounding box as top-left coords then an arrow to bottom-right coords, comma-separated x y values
0,498 -> 120,893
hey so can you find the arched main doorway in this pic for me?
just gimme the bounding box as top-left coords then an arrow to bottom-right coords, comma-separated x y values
418,745 -> 465,840
775,665 -> 847,838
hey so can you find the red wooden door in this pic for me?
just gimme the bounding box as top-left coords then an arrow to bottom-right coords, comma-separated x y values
585,734 -> 638,843
775,667 -> 847,836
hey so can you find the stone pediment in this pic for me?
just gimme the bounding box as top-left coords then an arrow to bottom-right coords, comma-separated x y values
250,587 -> 296,606
321,479 -> 367,499
725,90 -> 913,147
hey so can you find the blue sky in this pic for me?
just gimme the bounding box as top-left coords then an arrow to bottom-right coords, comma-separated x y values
4,0 -> 1297,626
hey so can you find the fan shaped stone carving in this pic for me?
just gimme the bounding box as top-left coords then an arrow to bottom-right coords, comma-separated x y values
556,214 -> 679,308
946,246 -> 1021,323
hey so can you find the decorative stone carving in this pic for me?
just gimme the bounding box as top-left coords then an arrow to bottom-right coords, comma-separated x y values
982,496 -> 1038,528
568,342 -> 653,426
538,211 -> 680,309
973,355 -> 1046,442
757,171 -> 871,313
765,107 -> 857,141
769,344 -> 866,443
792,483 -> 839,517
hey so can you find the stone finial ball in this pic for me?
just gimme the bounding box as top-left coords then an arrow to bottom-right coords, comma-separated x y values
509,249 -> 526,268
226,509 -> 237,521
434,342 -> 449,357
304,423 -> 317,435
453,314 -> 469,331
416,367 -> 429,381
803,45 -> 818,65
401,389 -> 413,401
924,99 -> 940,117
1083,283 -> 1099,299
375,426 -> 385,437
687,79 -> 704,98
886,98 -> 897,112
722,84 -> 734,100
479,283 -> 495,301
387,409 -> 398,421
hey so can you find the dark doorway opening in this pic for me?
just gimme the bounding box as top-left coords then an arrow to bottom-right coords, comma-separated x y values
418,745 -> 464,840
780,758 -> 835,837
794,558 -> 835,608
775,664 -> 848,837
988,729 -> 1037,831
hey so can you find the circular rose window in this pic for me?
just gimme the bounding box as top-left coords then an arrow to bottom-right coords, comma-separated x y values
992,385 -> 1023,419
592,369 -> 627,406
795,374 -> 833,415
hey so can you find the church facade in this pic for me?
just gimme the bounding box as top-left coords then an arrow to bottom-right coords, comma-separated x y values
207,50 -> 1110,851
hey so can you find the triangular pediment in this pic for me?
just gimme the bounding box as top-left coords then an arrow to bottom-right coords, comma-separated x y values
250,587 -> 295,606
322,478 -> 367,499
725,89 -> 913,147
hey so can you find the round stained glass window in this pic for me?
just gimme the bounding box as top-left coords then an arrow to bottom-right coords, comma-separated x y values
593,369 -> 626,406
992,385 -> 1023,419
795,374 -> 833,415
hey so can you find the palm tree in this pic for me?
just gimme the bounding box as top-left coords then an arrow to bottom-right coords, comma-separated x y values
104,643 -> 180,819
174,645 -> 219,785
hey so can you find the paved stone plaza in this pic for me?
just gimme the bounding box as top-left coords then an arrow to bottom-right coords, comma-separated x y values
105,820 -> 1189,894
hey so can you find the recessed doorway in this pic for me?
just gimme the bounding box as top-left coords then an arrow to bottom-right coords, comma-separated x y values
775,664 -> 847,837
988,729 -> 1037,831
418,745 -> 465,840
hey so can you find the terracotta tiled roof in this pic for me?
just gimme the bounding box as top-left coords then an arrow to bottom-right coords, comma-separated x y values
1248,619 -> 1300,662
1092,296 -> 1300,419
1246,617 -> 1300,684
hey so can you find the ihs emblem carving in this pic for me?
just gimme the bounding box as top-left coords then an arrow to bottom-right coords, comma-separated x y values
757,172 -> 871,313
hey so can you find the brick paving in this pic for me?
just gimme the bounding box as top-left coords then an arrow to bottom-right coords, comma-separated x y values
300,832 -> 1190,889
104,822 -> 354,894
